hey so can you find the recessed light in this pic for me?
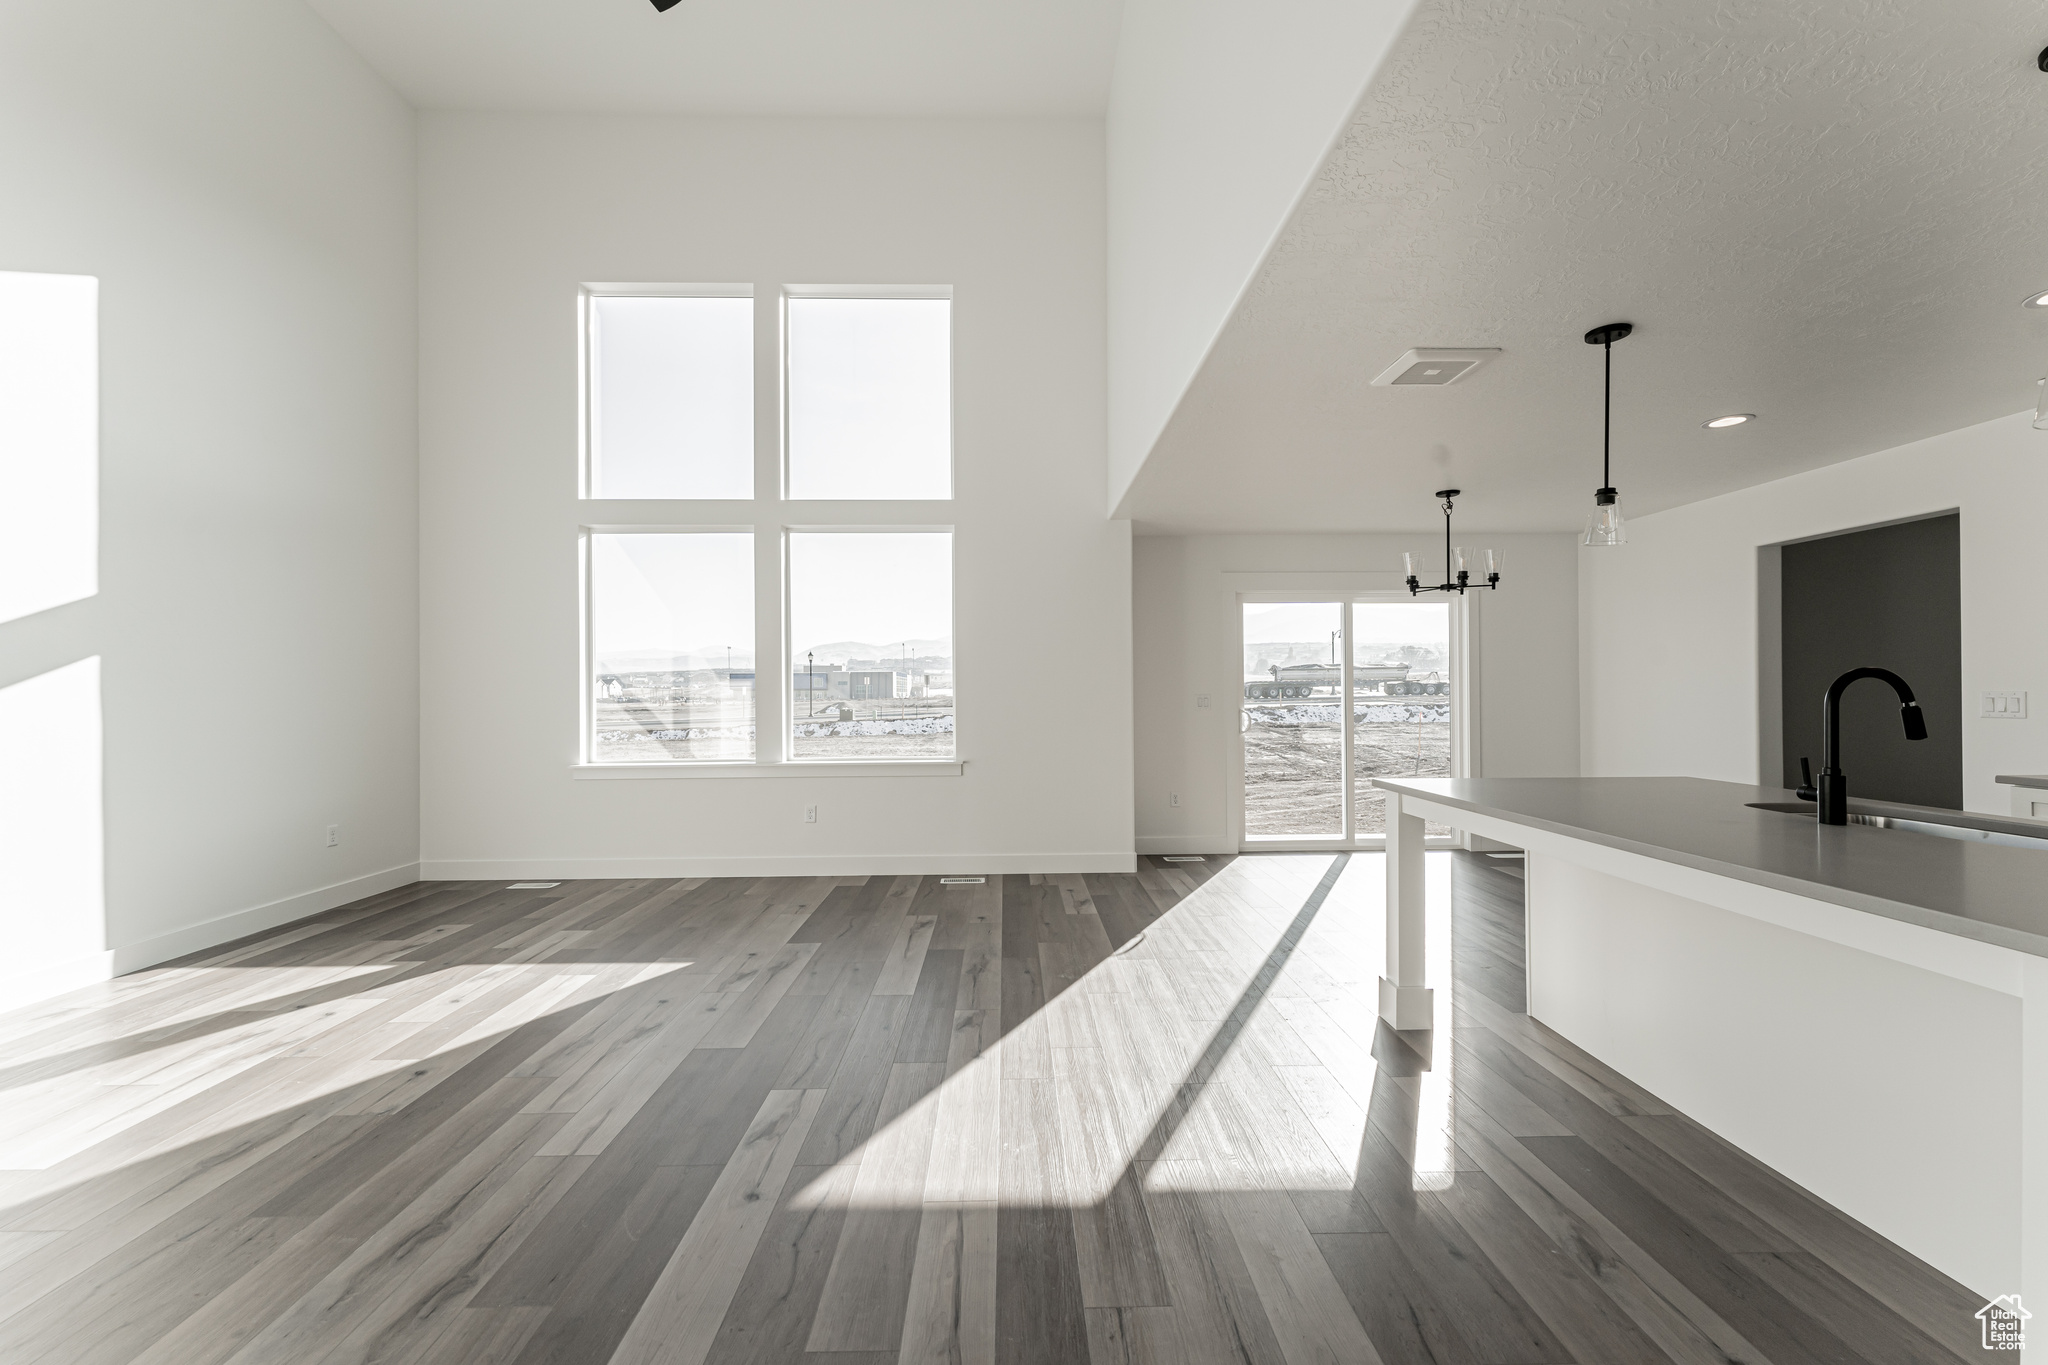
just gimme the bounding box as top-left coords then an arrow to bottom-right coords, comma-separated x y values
1703,413 -> 1754,429
2023,290 -> 2048,309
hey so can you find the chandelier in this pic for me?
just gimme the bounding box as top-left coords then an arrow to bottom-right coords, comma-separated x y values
1404,490 -> 1501,595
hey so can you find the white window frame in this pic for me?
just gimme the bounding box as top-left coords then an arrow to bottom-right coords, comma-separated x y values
576,283 -> 962,779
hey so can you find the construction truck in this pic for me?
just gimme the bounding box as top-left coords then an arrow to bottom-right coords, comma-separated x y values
1245,662 -> 1416,699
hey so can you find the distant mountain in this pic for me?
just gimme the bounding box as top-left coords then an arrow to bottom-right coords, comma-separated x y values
598,650 -> 754,674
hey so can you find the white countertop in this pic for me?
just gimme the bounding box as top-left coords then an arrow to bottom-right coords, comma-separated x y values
1373,776 -> 2048,959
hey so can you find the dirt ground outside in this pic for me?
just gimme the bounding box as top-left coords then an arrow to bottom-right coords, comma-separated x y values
595,689 -> 955,762
1244,713 -> 1452,838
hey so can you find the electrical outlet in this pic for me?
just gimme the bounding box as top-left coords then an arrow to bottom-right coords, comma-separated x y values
1170,793 -> 1181,807
804,804 -> 818,824
1981,692 -> 2030,719
326,825 -> 339,847
1196,694 -> 1210,708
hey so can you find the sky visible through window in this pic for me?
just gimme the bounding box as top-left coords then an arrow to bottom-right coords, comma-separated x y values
787,297 -> 951,500
592,533 -> 754,673
591,295 -> 753,499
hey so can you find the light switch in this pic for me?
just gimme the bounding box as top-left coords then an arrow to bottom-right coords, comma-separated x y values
1981,691 -> 2029,719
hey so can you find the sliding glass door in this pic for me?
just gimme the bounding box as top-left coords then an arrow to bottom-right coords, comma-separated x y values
1241,601 -> 1346,838
1351,599 -> 1453,838
1241,595 -> 1458,846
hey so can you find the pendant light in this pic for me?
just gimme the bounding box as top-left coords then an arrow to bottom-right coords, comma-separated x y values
1582,321 -> 1633,546
1404,490 -> 1501,595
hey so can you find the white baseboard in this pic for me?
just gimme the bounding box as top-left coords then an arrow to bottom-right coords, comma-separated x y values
420,852 -> 1137,879
1135,835 -> 1234,856
112,862 -> 422,974
0,861 -> 421,1017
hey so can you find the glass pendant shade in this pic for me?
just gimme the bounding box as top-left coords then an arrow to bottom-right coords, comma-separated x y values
2035,376 -> 2048,431
1402,551 -> 1418,578
1583,496 -> 1627,546
1484,547 -> 1505,575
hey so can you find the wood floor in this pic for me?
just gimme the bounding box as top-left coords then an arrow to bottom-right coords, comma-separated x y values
0,853 -> 1988,1365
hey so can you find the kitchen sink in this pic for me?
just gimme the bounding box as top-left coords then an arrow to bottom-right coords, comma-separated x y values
1747,801 -> 2048,852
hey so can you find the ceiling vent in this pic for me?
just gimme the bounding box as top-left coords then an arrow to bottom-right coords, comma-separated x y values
1370,348 -> 1499,387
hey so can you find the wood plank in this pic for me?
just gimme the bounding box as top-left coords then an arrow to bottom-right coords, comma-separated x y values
1623,1111 -> 1983,1360
701,1162 -> 858,1365
1218,1189 -> 1387,1365
994,1077 -> 1089,1365
1456,1099 -> 1762,1365
608,1088 -> 824,1365
895,949 -> 966,1064
871,913 -> 939,997
1138,1160 -> 1291,1365
793,994 -> 912,1167
1522,1135 -> 1867,1365
924,1010 -> 1002,1204
898,1202 -> 998,1365
805,1061 -> 946,1352
1050,1047 -> 1170,1308
1435,1168 -> 1678,1365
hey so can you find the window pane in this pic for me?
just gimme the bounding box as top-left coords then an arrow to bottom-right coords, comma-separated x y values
591,295 -> 752,499
1352,601 -> 1452,837
0,271 -> 97,625
591,533 -> 754,762
787,297 -> 951,499
790,532 -> 952,758
1242,602 -> 1344,837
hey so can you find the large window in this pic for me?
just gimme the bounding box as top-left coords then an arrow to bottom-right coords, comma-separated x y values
580,286 -> 956,768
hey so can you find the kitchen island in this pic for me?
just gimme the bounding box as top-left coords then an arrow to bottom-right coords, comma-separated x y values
1373,775 -> 2048,1312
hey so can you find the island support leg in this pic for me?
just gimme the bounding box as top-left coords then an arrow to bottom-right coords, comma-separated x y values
1378,792 -> 1434,1030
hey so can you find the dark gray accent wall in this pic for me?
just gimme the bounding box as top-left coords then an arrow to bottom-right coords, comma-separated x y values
1780,514 -> 1961,808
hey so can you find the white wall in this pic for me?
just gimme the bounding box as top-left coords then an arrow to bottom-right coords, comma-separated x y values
419,114 -> 1131,877
0,0 -> 421,1009
1581,410 -> 2048,814
1106,0 -> 1419,512
1133,532 -> 1579,852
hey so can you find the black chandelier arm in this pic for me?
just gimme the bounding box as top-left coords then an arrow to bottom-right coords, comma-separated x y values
1406,487 -> 1502,593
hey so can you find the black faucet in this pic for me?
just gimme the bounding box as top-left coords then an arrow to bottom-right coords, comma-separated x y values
1803,667 -> 1928,824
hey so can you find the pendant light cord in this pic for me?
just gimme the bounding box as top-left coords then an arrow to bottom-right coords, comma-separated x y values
1602,340 -> 1612,490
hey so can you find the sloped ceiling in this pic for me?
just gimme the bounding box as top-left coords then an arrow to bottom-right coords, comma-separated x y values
1120,0 -> 2048,533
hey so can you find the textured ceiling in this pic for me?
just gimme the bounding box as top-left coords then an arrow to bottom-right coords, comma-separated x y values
301,0 -> 1122,115
1122,0 -> 2048,533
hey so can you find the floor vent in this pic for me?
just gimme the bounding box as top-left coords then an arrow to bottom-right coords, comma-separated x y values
507,882 -> 562,889
939,876 -> 986,885
1162,855 -> 1206,863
